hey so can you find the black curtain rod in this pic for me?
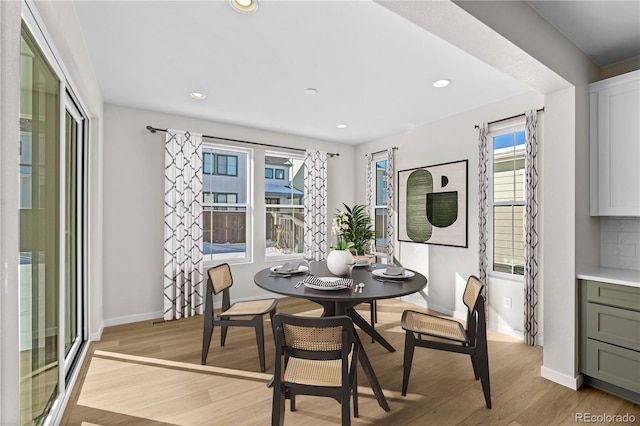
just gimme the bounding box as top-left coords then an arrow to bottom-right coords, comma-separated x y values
145,125 -> 339,157
474,107 -> 545,129
365,146 -> 398,156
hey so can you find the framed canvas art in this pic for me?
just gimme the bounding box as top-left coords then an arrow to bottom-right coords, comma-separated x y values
398,159 -> 468,248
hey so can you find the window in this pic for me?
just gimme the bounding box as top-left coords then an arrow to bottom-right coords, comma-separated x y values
215,193 -> 238,203
216,154 -> 238,176
373,157 -> 388,252
265,168 -> 273,179
19,19 -> 89,425
265,153 -> 304,257
489,126 -> 525,276
202,146 -> 250,262
203,152 -> 214,174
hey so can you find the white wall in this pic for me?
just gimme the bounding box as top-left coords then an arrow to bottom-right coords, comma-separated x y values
355,90 -> 544,331
451,0 -> 601,389
102,104 -> 355,324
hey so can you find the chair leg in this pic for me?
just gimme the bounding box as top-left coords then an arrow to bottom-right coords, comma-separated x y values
290,393 -> 296,412
352,368 -> 358,418
272,379 -> 285,426
220,318 -> 229,347
370,302 -> 376,343
269,308 -> 276,344
477,349 -> 491,409
341,389 -> 351,426
201,321 -> 214,365
255,318 -> 266,373
470,354 -> 480,380
401,331 -> 416,396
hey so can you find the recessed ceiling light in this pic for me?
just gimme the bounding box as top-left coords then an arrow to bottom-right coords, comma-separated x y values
190,92 -> 206,100
433,79 -> 451,88
305,88 -> 318,95
230,0 -> 258,13
337,124 -> 348,129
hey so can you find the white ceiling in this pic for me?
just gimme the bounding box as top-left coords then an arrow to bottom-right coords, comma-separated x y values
527,0 -> 640,67
73,1 -> 640,145
73,0 -> 531,144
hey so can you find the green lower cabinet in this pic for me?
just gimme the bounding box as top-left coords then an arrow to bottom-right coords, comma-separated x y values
580,280 -> 640,403
585,339 -> 640,394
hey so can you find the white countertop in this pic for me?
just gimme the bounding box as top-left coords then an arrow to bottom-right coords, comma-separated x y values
577,267 -> 640,288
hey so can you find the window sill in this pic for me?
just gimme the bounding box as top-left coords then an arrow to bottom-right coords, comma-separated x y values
488,270 -> 525,283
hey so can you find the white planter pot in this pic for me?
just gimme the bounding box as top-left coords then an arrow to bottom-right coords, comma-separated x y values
326,250 -> 354,276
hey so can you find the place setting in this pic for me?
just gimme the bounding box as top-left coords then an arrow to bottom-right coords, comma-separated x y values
269,262 -> 309,278
371,266 -> 415,282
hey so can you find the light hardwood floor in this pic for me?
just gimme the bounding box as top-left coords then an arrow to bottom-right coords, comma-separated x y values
61,298 -> 639,425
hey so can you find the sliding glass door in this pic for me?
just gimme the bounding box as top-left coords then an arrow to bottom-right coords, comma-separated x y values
19,20 -> 88,425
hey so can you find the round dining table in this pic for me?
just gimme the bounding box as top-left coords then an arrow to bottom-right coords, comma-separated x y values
254,260 -> 427,412
254,261 -> 427,351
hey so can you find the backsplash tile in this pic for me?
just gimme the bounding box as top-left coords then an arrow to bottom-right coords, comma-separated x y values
601,218 -> 640,271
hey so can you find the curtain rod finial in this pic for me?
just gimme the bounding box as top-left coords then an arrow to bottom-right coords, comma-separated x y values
146,125 -> 156,133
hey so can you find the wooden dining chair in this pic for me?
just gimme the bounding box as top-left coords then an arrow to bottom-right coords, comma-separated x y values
272,313 -> 359,426
400,275 -> 491,408
202,263 -> 278,372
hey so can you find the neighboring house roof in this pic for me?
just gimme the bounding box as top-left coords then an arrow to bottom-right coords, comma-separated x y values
265,184 -> 303,196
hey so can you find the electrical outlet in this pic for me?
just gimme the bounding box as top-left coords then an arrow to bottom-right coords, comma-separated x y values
504,297 -> 512,309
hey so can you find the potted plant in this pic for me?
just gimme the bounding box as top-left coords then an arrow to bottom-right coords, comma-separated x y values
332,203 -> 375,256
327,204 -> 374,276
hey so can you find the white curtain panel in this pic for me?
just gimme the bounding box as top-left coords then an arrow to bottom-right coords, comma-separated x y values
303,150 -> 328,261
524,110 -> 539,346
477,123 -> 489,310
163,129 -> 204,321
385,147 -> 395,265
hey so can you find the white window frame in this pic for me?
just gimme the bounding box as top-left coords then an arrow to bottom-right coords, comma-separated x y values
265,151 -> 305,260
371,153 -> 388,255
488,121 -> 526,281
202,143 -> 253,265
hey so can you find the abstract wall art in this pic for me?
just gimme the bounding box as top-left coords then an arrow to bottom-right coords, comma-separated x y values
398,159 -> 468,248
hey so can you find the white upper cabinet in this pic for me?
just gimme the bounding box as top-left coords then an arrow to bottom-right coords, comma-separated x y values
590,70 -> 640,216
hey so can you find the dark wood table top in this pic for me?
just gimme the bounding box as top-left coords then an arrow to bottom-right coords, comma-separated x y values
254,261 -> 427,303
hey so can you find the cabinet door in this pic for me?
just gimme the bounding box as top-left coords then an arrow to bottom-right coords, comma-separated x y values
595,79 -> 640,215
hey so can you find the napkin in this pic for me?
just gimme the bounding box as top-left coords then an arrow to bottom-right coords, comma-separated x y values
275,262 -> 300,273
384,266 -> 405,276
302,276 -> 353,289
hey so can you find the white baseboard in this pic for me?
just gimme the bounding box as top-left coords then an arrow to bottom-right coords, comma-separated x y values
99,294 -> 287,332
103,310 -> 164,327
540,366 -> 583,390
89,322 -> 104,342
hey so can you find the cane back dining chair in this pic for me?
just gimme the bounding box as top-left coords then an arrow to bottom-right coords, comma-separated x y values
272,313 -> 359,426
202,263 -> 278,372
400,275 -> 491,408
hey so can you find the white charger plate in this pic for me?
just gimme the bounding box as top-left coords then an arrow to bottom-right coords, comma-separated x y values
372,269 -> 415,279
270,264 -> 309,274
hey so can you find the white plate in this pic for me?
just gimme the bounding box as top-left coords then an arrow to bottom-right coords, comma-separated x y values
372,269 -> 415,279
270,264 -> 309,274
303,277 -> 351,291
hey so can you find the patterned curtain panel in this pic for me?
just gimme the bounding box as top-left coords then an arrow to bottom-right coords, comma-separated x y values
366,153 -> 374,252
303,150 -> 328,261
524,110 -> 539,346
163,129 -> 204,321
385,147 -> 395,265
477,123 -> 489,304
